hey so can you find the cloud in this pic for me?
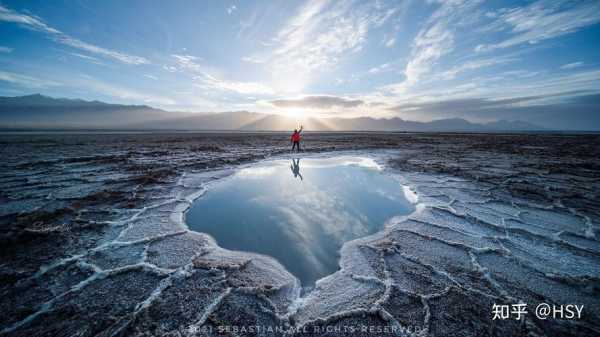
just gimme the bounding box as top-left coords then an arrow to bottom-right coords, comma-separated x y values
268,0 -> 397,92
171,54 -> 203,71
502,70 -> 600,97
0,70 -> 61,88
0,46 -> 13,53
368,62 -> 393,75
437,56 -> 517,80
66,52 -> 111,67
383,36 -> 396,48
227,5 -> 237,14
270,95 -> 364,109
475,0 -> 600,52
170,54 -> 273,95
389,94 -> 563,113
162,65 -> 178,73
0,5 -> 149,65
144,74 -> 158,80
380,0 -> 600,105
392,0 -> 480,92
0,5 -> 60,34
386,89 -> 600,128
197,78 -> 273,95
384,68 -> 600,112
405,22 -> 453,86
69,52 -> 99,61
57,36 -> 149,65
170,54 -> 212,76
241,55 -> 265,64
561,61 -> 584,70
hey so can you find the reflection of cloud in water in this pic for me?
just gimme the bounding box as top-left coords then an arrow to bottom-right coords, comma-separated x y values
276,206 -> 330,276
237,166 -> 277,177
374,187 -> 399,201
250,172 -> 371,275
237,156 -> 380,180
275,187 -> 369,276
279,182 -> 369,240
284,156 -> 381,170
187,156 -> 415,286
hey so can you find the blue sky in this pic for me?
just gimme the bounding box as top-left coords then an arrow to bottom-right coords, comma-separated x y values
1,0 -> 600,128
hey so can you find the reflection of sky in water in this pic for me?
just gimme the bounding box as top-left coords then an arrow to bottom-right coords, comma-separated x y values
187,156 -> 415,287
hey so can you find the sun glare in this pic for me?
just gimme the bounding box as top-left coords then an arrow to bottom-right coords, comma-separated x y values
282,108 -> 309,120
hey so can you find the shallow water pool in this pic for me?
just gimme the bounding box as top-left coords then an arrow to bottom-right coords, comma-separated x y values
186,156 -> 416,287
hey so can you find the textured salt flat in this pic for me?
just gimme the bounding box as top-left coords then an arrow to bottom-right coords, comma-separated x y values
0,132 -> 599,337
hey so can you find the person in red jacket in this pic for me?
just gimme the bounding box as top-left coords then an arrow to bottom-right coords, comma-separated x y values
291,125 -> 303,152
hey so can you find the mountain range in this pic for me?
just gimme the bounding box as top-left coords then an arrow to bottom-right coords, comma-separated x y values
0,94 -> 543,132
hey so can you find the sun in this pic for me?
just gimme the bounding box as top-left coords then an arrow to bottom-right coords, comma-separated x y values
282,108 -> 310,121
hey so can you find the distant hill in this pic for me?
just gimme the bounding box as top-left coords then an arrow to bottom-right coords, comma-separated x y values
0,94 -> 543,131
130,110 -> 263,130
0,94 -> 175,128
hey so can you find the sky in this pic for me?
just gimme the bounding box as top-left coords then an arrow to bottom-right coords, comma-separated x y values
1,0 -> 600,129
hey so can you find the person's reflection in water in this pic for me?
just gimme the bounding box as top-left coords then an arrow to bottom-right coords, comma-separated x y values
290,158 -> 303,181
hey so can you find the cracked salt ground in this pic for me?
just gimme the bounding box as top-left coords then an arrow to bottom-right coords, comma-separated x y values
1,133 -> 600,336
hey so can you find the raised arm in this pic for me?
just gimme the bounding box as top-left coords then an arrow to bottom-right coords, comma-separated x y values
299,125 -> 303,133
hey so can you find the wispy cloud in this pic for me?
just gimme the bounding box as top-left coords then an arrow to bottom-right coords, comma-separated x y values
387,90 -> 600,128
57,36 -> 149,65
171,54 -> 204,71
69,52 -> 99,61
380,0 -> 598,104
382,35 -> 396,48
437,56 -> 517,80
389,93 -> 566,113
0,70 -> 61,88
506,70 -> 600,97
367,62 -> 400,75
66,52 -> 111,67
170,54 -> 273,95
0,5 -> 149,65
391,0 -> 481,92
561,61 -> 584,70
268,0 -> 397,92
241,55 -> 265,64
385,68 -> 600,120
475,0 -> 600,52
227,5 -> 237,15
197,77 -> 274,95
380,2 -> 409,49
0,46 -> 13,53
